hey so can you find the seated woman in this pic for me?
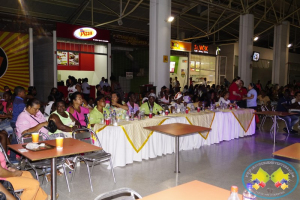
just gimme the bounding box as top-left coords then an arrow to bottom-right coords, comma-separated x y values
67,92 -> 91,128
160,89 -> 171,105
257,90 -> 271,106
0,151 -> 48,200
140,93 -> 163,115
89,95 -> 110,126
0,92 -> 13,152
16,98 -> 48,139
126,92 -> 139,117
110,92 -> 128,119
169,92 -> 187,112
48,101 -> 81,138
218,91 -> 235,106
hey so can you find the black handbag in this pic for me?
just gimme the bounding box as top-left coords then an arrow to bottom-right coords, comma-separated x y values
0,180 -> 19,200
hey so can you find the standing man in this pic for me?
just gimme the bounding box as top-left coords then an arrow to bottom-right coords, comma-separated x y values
228,77 -> 241,103
99,77 -> 105,88
10,86 -> 26,162
82,78 -> 90,102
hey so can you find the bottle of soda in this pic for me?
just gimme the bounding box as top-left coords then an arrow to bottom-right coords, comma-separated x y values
242,183 -> 256,200
228,186 -> 240,200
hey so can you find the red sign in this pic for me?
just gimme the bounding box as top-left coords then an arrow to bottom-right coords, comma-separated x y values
56,23 -> 110,42
193,44 -> 208,53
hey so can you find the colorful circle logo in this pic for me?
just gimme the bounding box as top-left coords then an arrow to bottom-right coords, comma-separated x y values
242,159 -> 299,199
0,47 -> 8,78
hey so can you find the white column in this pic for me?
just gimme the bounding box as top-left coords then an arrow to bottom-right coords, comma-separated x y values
29,28 -> 34,86
53,30 -> 57,87
149,0 -> 171,93
238,14 -> 254,86
272,21 -> 290,86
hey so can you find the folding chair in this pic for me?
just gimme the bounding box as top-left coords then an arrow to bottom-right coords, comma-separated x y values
71,128 -> 116,192
94,188 -> 142,200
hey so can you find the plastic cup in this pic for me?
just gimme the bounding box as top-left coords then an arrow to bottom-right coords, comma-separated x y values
56,137 -> 64,149
105,119 -> 110,125
31,133 -> 39,143
149,113 -> 153,118
197,107 -> 200,112
165,110 -> 169,116
185,109 -> 189,114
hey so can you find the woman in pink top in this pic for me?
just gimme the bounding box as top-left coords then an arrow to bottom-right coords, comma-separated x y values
67,92 -> 91,127
16,99 -> 48,139
0,151 -> 48,199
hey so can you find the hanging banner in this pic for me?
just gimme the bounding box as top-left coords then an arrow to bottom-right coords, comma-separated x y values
170,40 -> 192,52
0,31 -> 30,92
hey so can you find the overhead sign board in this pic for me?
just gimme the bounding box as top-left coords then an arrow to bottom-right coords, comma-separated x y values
73,27 -> 97,40
170,40 -> 191,52
193,44 -> 208,54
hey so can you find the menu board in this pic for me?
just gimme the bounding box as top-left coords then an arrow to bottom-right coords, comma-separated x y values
190,61 -> 195,71
69,52 -> 79,66
57,51 -> 68,65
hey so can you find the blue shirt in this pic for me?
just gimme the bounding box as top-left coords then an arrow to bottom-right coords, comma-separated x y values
247,89 -> 257,107
11,96 -> 26,123
276,96 -> 291,112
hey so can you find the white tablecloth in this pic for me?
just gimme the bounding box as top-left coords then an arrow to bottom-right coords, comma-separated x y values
94,110 -> 255,168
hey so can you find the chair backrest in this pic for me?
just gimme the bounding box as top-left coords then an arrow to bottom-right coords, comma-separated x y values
94,188 -> 142,200
0,143 -> 13,166
18,133 -> 44,144
72,128 -> 103,147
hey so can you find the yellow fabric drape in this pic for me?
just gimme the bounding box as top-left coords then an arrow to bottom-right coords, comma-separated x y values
221,109 -> 255,132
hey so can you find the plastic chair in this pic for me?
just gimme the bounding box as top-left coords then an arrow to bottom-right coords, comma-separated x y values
17,133 -> 71,192
71,128 -> 116,192
94,188 -> 142,200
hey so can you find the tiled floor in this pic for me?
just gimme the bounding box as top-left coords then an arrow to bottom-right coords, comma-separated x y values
39,118 -> 300,199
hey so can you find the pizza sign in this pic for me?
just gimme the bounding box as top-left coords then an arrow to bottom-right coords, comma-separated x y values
73,27 -> 97,39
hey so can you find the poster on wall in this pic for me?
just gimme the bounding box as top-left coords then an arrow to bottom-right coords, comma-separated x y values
170,62 -> 175,73
196,62 -> 200,69
57,51 -> 68,65
0,31 -> 30,92
69,52 -> 79,66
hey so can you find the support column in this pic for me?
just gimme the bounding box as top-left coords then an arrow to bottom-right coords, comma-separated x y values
272,21 -> 290,86
149,0 -> 171,93
238,14 -> 254,86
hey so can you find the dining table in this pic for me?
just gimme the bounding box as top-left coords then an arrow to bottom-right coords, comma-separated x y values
141,180 -> 243,200
255,111 -> 297,144
8,138 -> 101,200
144,123 -> 211,173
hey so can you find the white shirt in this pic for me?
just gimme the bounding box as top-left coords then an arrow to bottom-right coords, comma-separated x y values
44,101 -> 54,116
82,82 -> 90,94
218,97 -> 230,105
291,98 -> 300,105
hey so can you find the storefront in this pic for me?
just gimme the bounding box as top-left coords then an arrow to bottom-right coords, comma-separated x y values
170,40 -> 191,91
56,23 -> 110,88
190,43 -> 217,86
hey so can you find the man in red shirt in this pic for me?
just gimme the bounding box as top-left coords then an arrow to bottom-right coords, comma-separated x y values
229,77 -> 241,102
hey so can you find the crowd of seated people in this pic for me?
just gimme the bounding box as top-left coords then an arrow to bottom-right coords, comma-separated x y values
1,76 -> 300,199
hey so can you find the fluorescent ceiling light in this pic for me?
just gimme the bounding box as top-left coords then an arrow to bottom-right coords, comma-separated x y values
287,44 -> 292,48
167,16 -> 174,22
253,36 -> 259,41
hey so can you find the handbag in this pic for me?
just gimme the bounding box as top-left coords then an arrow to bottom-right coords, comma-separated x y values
0,180 -> 20,200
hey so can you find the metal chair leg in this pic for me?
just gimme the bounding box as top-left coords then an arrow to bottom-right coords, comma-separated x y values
109,158 -> 116,183
62,164 -> 71,192
91,160 -> 95,175
83,160 -> 93,192
26,161 -> 39,180
71,158 -> 78,182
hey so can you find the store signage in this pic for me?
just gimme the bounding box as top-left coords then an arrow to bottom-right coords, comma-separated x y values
73,27 -> 97,39
170,40 -> 192,52
57,23 -> 110,42
0,47 -> 8,78
193,44 -> 208,54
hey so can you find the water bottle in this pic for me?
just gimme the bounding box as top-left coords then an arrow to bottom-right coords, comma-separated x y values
202,102 -> 205,111
130,109 -> 134,121
220,101 -> 223,109
242,183 -> 256,200
228,186 -> 240,200
174,103 -> 177,113
103,111 -> 107,120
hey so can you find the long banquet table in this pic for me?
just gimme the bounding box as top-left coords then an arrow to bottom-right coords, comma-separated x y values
93,109 -> 255,168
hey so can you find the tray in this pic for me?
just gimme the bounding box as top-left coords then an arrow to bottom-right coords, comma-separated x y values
22,143 -> 56,152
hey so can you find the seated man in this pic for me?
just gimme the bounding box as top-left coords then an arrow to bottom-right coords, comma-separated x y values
140,93 -> 163,115
276,89 -> 299,134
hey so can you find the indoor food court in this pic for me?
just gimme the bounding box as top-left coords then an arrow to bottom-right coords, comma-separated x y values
0,0 -> 300,200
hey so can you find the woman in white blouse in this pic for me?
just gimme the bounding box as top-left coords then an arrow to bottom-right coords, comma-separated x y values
218,91 -> 235,106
